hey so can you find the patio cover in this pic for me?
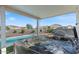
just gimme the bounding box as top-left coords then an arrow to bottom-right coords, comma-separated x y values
4,5 -> 76,19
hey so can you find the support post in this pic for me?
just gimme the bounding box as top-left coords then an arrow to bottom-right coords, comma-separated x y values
0,6 -> 6,54
76,7 -> 79,39
37,19 -> 39,40
13,43 -> 16,54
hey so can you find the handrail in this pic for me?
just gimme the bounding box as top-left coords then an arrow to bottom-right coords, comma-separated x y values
0,34 -> 34,48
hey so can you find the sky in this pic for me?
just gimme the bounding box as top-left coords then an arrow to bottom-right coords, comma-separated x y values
6,12 -> 37,28
6,12 -> 76,28
40,13 -> 76,26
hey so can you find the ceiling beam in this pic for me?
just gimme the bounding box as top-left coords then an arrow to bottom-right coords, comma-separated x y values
3,5 -> 41,19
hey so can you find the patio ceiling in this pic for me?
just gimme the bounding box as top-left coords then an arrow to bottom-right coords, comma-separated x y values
4,5 -> 77,19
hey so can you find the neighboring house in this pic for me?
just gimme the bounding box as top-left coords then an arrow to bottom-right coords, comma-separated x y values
39,26 -> 49,32
39,24 -> 62,33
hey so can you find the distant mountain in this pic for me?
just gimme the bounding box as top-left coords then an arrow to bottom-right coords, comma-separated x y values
50,24 -> 62,29
7,25 -> 27,30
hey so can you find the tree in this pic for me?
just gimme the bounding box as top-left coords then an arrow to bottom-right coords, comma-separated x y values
26,24 -> 33,29
47,29 -> 53,33
32,30 -> 35,33
47,26 -> 54,33
40,29 -> 42,32
48,26 -> 50,29
13,30 -> 17,33
6,26 -> 10,30
20,29 -> 25,34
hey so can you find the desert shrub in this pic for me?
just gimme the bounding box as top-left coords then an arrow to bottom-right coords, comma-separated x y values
13,30 -> 17,33
20,29 -> 25,34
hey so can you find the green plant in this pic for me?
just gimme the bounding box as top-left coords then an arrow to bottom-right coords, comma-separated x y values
26,24 -> 33,29
48,26 -> 50,28
13,30 -> 17,33
47,29 -> 53,33
40,29 -> 42,32
6,26 -> 10,30
6,46 -> 14,54
32,30 -> 35,33
20,29 -> 25,34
